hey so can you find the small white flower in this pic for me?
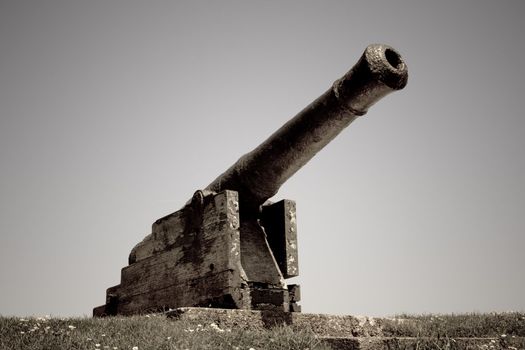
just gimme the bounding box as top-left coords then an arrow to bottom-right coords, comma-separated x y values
113,347 -> 118,350
167,337 -> 171,340
87,337 -> 92,341
95,344 -> 100,348
20,331 -> 25,334
101,334 -> 106,337
132,347 -> 139,350
209,322 -> 224,332
68,325 -> 76,330
501,334 -> 507,338
249,348 -> 256,350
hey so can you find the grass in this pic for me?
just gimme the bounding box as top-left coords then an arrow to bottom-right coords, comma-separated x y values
0,314 -> 329,350
1,312 -> 524,350
381,312 -> 525,338
377,313 -> 525,350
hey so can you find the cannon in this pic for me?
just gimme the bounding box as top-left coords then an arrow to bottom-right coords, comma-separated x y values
94,44 -> 408,316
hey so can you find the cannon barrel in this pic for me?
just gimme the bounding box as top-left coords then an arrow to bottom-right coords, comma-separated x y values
94,44 -> 409,316
206,44 -> 408,211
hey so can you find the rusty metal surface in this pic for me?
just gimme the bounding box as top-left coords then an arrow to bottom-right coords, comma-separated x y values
205,44 -> 408,212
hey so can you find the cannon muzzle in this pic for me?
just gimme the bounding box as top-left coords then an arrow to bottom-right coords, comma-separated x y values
206,44 -> 408,211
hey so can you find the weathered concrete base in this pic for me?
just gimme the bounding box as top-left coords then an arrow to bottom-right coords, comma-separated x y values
167,307 -> 382,337
167,308 -> 525,350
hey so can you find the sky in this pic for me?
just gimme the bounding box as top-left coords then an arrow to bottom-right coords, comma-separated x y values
1,0 -> 524,317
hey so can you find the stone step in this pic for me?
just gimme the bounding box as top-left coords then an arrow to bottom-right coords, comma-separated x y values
167,307 -> 384,337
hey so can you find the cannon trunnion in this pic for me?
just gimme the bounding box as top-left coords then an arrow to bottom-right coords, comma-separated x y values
94,44 -> 408,316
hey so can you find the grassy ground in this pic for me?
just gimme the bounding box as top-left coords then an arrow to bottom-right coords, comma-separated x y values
0,312 -> 524,350
377,313 -> 525,350
381,313 -> 525,338
0,314 -> 329,350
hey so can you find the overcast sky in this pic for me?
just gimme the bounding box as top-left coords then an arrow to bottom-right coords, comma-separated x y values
1,0 -> 524,317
